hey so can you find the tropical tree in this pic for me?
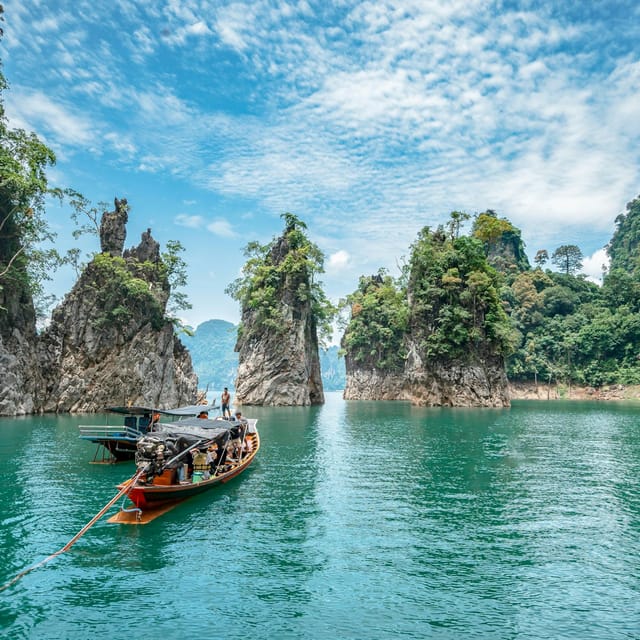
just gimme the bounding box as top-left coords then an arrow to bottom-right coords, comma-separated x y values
551,244 -> 583,275
340,270 -> 408,371
0,8 -> 64,324
226,212 -> 335,345
534,249 -> 549,267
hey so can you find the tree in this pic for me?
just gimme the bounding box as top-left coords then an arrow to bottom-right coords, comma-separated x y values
607,195 -> 640,275
534,249 -> 549,267
340,270 -> 408,371
551,245 -> 583,275
226,212 -> 335,345
161,239 -> 192,319
447,210 -> 470,239
0,7 -> 64,324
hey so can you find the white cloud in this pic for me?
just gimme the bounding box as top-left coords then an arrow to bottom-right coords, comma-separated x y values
5,91 -> 95,147
326,250 -> 351,273
207,219 -> 238,238
175,214 -> 205,229
582,248 -> 610,284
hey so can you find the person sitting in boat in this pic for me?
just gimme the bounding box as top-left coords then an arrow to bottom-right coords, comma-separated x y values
206,443 -> 220,474
229,419 -> 245,459
242,435 -> 253,455
197,410 -> 208,419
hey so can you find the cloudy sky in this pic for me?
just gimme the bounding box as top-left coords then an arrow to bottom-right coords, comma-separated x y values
2,1 -> 639,331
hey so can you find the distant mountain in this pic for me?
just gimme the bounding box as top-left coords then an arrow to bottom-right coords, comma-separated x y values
182,319 -> 345,392
180,319 -> 239,393
319,345 -> 346,391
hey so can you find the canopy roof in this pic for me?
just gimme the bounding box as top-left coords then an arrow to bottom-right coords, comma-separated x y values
106,403 -> 218,417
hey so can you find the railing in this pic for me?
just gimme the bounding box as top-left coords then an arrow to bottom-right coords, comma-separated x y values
78,425 -> 143,441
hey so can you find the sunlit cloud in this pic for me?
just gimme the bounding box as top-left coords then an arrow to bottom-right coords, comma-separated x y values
326,250 -> 351,273
175,214 -> 205,229
207,218 -> 237,238
582,248 -> 610,284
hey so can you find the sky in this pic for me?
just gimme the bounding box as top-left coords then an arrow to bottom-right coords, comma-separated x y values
2,0 -> 640,334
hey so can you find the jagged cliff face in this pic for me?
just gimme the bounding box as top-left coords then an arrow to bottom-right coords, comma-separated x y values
235,304 -> 323,406
234,229 -> 324,406
402,340 -> 510,407
0,206 -> 42,415
342,360 -> 405,400
0,278 -> 42,415
37,201 -> 198,412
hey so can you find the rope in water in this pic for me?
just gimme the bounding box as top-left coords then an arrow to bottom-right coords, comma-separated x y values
0,468 -> 145,593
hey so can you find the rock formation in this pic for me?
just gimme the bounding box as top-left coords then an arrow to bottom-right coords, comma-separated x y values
36,200 -> 198,412
342,228 -> 511,407
0,275 -> 42,415
233,218 -> 325,406
100,197 -> 129,256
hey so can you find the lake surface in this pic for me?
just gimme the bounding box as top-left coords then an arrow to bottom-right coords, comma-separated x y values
1,393 -> 639,639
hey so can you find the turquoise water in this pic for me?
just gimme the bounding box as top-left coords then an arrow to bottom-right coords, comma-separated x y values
1,393 -> 639,639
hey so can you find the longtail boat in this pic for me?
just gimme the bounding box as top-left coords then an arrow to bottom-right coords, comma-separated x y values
109,416 -> 259,524
78,403 -> 218,463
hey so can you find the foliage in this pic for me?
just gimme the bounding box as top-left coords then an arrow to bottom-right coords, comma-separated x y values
0,13 -> 64,323
160,239 -> 192,319
551,244 -> 583,275
472,210 -> 530,277
506,244 -> 640,387
90,254 -> 165,330
607,194 -> 640,276
534,249 -> 549,267
225,212 -> 335,344
408,226 -> 515,360
340,270 -> 409,371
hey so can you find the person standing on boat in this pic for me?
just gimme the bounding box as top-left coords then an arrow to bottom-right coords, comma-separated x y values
221,387 -> 231,418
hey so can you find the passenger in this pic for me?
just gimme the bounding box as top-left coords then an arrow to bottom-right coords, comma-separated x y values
242,435 -> 253,455
221,387 -> 231,418
229,416 -> 244,458
197,411 -> 208,419
206,443 -> 219,474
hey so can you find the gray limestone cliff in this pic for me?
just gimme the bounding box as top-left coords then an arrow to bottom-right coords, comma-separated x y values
233,220 -> 325,406
38,202 -> 197,412
0,275 -> 42,415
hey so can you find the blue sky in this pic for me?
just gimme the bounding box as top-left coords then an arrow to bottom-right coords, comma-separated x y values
2,1 -> 640,332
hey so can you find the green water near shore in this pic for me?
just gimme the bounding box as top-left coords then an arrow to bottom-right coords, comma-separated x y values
1,394 -> 639,639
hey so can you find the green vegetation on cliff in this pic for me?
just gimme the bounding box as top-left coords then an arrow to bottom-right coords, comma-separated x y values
89,254 -> 166,331
341,218 -> 514,374
341,200 -> 640,389
341,271 -> 408,371
226,212 -> 335,343
507,196 -> 640,387
0,9 -> 62,326
408,226 -> 514,361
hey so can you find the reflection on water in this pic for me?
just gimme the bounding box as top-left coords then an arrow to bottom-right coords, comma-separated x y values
0,394 -> 639,638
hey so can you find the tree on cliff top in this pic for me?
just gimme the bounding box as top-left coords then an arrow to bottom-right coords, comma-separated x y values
225,212 -> 335,344
340,270 -> 409,372
409,225 -> 515,360
472,210 -> 530,277
607,194 -> 640,276
0,7 -> 64,325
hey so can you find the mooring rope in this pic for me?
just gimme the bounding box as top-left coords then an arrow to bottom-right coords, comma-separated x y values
0,467 -> 146,593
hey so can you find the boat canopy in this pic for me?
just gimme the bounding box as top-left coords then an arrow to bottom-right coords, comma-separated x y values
161,416 -> 234,434
105,403 -> 218,416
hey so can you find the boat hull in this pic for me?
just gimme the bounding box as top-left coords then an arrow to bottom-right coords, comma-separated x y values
119,430 -> 259,511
